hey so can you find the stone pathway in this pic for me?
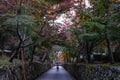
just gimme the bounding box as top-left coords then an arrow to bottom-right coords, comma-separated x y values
36,66 -> 75,80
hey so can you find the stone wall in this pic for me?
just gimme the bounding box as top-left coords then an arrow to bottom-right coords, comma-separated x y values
0,62 -> 51,80
64,64 -> 120,80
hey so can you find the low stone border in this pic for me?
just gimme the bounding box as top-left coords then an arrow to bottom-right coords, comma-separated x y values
0,62 -> 51,80
64,64 -> 120,80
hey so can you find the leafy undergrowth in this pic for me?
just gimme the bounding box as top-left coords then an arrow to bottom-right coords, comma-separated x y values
0,55 -> 12,66
0,55 -> 24,66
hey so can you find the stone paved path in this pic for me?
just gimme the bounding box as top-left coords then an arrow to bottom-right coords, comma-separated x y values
36,66 -> 75,80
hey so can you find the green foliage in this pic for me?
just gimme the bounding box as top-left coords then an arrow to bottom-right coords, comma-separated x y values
0,56 -> 12,66
109,26 -> 120,41
0,13 -> 15,25
19,5 -> 34,14
43,0 -> 60,5
3,15 -> 35,27
92,0 -> 110,16
3,15 -> 37,37
82,22 -> 104,32
0,0 -> 119,63
0,28 -> 11,41
108,13 -> 120,27
77,0 -> 119,42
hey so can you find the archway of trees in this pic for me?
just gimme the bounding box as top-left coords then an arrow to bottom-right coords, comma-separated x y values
1,1 -> 120,80
0,0 -> 120,65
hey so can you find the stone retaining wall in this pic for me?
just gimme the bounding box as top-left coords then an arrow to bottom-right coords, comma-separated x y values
0,62 -> 51,80
64,64 -> 120,80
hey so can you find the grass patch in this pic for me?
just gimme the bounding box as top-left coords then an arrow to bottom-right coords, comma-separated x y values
0,55 -> 12,66
0,55 -> 30,66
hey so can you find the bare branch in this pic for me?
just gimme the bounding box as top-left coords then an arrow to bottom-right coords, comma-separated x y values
20,42 -> 35,48
5,0 -> 16,8
16,19 -> 22,41
23,37 -> 29,42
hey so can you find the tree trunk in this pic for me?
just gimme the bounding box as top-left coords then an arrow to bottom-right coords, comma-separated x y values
104,0 -> 114,64
9,41 -> 22,62
9,0 -> 23,62
83,41 -> 89,63
21,47 -> 27,80
104,25 -> 114,63
29,45 -> 36,64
